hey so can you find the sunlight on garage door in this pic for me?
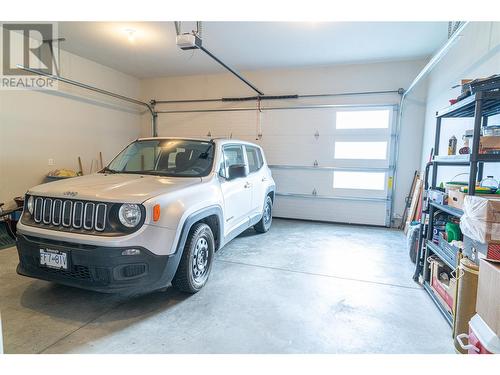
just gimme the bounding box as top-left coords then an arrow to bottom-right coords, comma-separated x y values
335,109 -> 390,129
331,108 -> 394,225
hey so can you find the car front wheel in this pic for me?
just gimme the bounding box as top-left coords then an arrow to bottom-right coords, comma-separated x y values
172,222 -> 214,293
254,195 -> 273,233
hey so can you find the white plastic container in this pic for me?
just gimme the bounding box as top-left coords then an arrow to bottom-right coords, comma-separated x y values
456,314 -> 500,354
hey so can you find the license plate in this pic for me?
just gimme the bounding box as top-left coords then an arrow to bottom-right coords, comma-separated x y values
39,249 -> 68,270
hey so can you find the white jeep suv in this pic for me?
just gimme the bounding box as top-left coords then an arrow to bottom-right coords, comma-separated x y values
16,138 -> 275,293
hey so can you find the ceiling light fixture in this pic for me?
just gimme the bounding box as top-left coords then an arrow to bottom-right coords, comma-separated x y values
124,28 -> 136,43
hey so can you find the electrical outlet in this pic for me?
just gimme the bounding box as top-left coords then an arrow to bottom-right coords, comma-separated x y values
48,158 -> 55,166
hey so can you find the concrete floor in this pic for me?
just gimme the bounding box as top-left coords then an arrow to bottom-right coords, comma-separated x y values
0,219 -> 454,354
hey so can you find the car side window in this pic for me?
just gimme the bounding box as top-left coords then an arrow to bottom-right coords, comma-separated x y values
222,145 -> 245,177
218,157 -> 226,178
246,146 -> 263,173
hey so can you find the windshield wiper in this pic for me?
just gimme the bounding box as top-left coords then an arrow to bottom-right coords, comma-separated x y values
199,144 -> 214,159
101,166 -> 119,174
136,170 -> 175,177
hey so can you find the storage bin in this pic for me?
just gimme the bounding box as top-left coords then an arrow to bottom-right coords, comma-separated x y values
456,314 -> 500,354
453,258 -> 480,354
438,233 -> 459,266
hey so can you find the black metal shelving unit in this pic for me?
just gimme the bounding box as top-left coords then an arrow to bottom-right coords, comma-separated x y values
415,90 -> 500,326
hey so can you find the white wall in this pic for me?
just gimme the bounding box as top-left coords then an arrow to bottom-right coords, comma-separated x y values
0,49 -> 142,208
415,22 -> 500,185
141,59 -> 428,224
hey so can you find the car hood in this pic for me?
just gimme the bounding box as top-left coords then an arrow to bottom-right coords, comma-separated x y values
28,173 -> 202,203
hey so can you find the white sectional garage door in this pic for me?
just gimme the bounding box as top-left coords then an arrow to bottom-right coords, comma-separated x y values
157,104 -> 397,226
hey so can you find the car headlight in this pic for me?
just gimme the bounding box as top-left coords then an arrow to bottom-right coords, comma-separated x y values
118,203 -> 142,227
27,195 -> 34,215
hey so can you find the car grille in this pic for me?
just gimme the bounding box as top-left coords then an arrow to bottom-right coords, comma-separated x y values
20,254 -> 111,284
32,197 -> 108,232
41,264 -> 93,280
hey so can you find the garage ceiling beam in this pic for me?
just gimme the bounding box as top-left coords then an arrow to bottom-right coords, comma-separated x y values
196,43 -> 265,96
175,22 -> 264,96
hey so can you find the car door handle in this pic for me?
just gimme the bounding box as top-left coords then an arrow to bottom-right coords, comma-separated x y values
262,177 -> 268,182
244,182 -> 252,189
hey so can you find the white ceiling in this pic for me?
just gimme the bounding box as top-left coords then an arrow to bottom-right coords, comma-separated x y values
58,22 -> 449,79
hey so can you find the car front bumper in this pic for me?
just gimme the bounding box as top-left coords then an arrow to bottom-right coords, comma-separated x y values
16,234 -> 181,294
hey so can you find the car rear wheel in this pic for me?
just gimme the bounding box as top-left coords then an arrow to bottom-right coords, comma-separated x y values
254,195 -> 273,233
172,222 -> 214,293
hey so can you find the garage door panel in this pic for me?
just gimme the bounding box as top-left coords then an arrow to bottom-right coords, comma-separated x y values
271,169 -> 388,199
267,104 -> 396,226
271,169 -> 333,195
158,123 -> 199,137
273,196 -> 387,226
159,112 -> 259,138
158,104 -> 395,226
204,113 -> 258,137
262,109 -> 336,136
260,136 -> 333,165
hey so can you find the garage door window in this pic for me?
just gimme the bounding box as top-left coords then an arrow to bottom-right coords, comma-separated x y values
334,141 -> 387,160
336,109 -> 390,129
333,171 -> 385,190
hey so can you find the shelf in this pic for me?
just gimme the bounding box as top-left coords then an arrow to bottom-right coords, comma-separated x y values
429,201 -> 463,218
422,87 -> 500,328
436,91 -> 500,118
433,154 -> 500,164
433,155 -> 470,165
478,154 -> 500,162
426,240 -> 456,269
423,281 -> 453,327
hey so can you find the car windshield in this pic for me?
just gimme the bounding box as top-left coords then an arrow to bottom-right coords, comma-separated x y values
106,139 -> 215,177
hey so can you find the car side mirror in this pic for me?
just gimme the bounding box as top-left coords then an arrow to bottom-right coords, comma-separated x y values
227,164 -> 247,180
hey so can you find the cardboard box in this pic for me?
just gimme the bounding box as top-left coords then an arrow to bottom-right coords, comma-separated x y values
480,136 -> 500,152
461,218 -> 500,244
451,193 -> 500,217
476,259 -> 500,336
448,189 -> 466,210
430,258 -> 457,313
463,195 -> 500,223
460,196 -> 500,245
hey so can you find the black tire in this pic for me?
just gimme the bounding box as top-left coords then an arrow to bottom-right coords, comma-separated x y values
172,223 -> 215,293
254,195 -> 273,233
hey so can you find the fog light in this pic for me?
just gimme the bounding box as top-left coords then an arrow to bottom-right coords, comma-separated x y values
122,249 -> 141,256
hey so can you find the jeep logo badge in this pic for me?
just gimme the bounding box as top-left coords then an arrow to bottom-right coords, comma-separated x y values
63,191 -> 78,197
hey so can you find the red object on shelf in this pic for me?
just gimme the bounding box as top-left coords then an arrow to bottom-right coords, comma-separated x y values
486,243 -> 500,262
431,275 -> 454,311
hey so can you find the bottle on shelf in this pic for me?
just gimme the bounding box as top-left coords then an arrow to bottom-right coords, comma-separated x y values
448,135 -> 457,155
